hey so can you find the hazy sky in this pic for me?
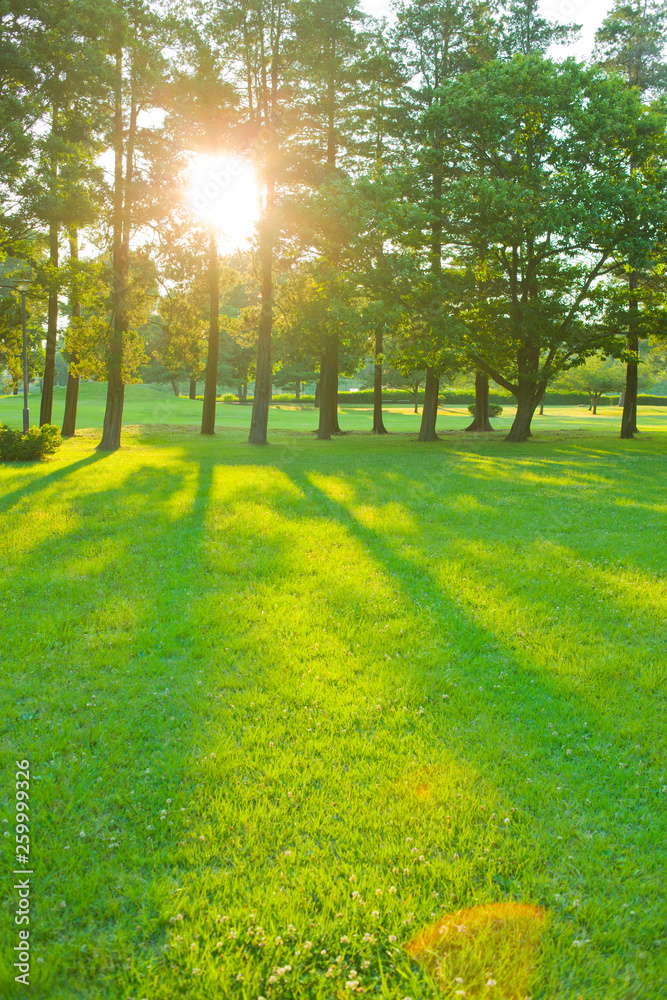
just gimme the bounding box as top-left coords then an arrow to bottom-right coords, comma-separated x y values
359,0 -> 617,61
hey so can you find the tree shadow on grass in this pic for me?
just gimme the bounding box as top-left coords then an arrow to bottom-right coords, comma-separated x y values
281,465 -> 666,997
0,450 -> 110,513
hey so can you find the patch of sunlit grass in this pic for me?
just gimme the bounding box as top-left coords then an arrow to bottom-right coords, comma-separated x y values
406,902 -> 546,998
1,428 -> 666,999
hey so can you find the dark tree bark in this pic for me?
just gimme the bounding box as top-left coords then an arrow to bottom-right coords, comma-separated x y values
538,391 -> 546,415
620,274 -> 639,438
418,367 -> 440,441
62,230 -> 80,437
189,378 -> 196,399
372,327 -> 387,434
318,340 -> 341,439
295,381 -> 300,401
13,383 -> 18,395
201,229 -> 219,435
592,393 -> 601,415
248,204 -> 273,442
171,378 -> 179,397
98,48 -> 127,452
40,214 -> 59,427
413,389 -> 419,414
505,390 -> 538,442
465,370 -> 493,431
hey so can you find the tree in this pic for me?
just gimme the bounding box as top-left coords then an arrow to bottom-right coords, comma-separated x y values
427,56 -> 667,441
552,355 -> 626,413
392,0 -> 500,438
595,0 -> 667,439
99,1 -> 168,450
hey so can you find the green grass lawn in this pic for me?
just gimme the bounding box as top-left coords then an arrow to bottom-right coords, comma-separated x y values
2,381 -> 667,436
1,426 -> 666,999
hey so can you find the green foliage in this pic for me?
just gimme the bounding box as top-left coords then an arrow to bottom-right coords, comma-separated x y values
0,423 -> 62,461
468,402 -> 503,417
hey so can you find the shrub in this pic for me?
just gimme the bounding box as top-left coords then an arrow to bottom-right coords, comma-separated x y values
467,403 -> 503,417
220,393 -> 237,402
0,424 -> 63,462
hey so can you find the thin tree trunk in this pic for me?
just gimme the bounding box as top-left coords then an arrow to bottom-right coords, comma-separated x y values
98,48 -> 126,452
248,201 -> 273,442
295,381 -> 300,401
592,394 -> 600,415
201,228 -> 219,435
465,370 -> 492,431
61,228 -> 80,437
40,216 -> 59,427
413,387 -> 419,413
318,347 -> 334,439
418,368 -> 440,441
13,383 -> 18,395
189,378 -> 196,399
620,273 -> 639,439
171,378 -> 179,397
372,327 -> 387,434
538,391 -> 545,415
315,380 -> 320,408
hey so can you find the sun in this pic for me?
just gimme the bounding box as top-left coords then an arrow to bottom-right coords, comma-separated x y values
186,153 -> 260,249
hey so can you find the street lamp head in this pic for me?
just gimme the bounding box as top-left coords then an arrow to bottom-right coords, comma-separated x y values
16,279 -> 31,293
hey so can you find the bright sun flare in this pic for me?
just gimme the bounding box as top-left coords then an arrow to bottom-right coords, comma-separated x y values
186,154 -> 260,248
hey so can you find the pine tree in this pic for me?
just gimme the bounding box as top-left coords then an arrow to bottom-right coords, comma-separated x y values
595,0 -> 667,439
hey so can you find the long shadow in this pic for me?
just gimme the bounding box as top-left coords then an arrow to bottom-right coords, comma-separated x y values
0,450 -> 109,514
284,468 -> 666,908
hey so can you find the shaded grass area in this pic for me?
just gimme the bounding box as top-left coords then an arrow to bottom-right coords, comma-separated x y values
1,428 -> 666,999
2,382 -> 667,435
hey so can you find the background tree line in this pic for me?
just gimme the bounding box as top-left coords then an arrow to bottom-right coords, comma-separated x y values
1,0 -> 666,447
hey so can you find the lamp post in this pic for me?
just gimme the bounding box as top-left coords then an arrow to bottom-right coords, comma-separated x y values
16,278 -> 31,433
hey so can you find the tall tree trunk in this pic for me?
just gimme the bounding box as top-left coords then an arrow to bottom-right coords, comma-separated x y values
171,378 -> 179,397
465,370 -> 492,431
295,381 -> 300,401
413,386 -> 419,414
372,327 -> 387,434
248,224 -> 272,443
620,336 -> 639,438
201,229 -> 219,435
318,341 -> 341,434
13,383 -> 18,395
418,368 -> 440,441
98,48 -> 126,452
505,390 -> 537,442
243,380 -> 248,402
621,269 -> 639,438
40,216 -> 59,427
61,229 -> 80,437
189,378 -> 196,399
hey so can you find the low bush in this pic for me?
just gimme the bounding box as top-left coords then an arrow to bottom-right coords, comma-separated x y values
467,403 -> 504,417
0,424 -> 63,462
